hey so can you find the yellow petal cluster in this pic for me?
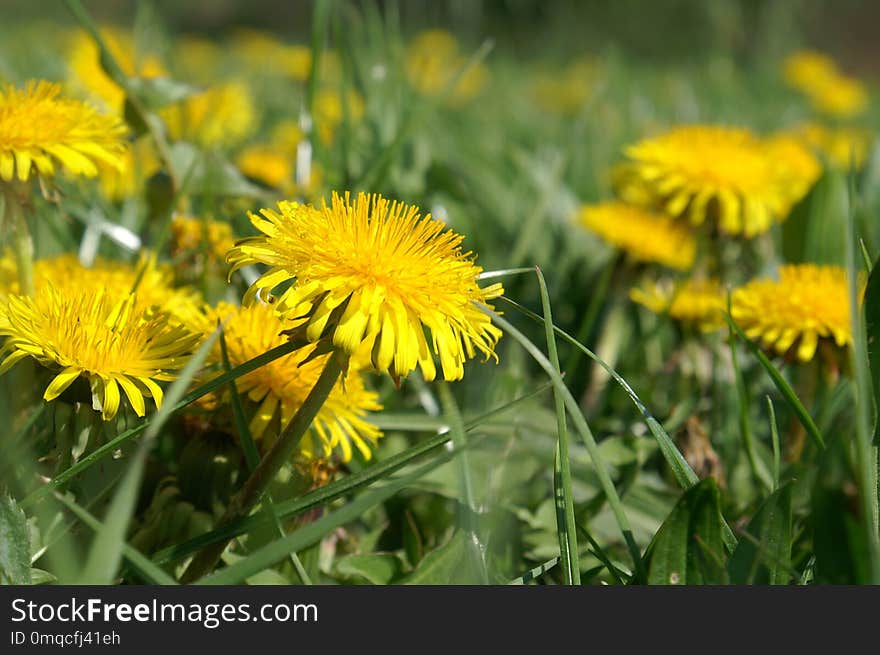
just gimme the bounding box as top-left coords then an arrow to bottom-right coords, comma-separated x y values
228,191 -> 503,381
630,278 -> 726,331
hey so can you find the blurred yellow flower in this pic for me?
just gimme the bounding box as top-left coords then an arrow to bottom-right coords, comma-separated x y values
203,301 -> 383,461
229,29 -> 316,81
406,29 -> 488,104
171,216 -> 237,263
67,28 -> 166,113
271,120 -> 304,155
228,191 -> 504,381
576,201 -> 696,271
236,144 -> 294,190
630,277 -> 725,331
616,125 -> 820,237
793,121 -> 873,169
0,284 -> 198,420
530,57 -> 603,115
96,136 -> 161,201
731,263 -> 851,362
0,80 -> 127,182
314,88 -> 364,144
161,81 -> 257,148
781,50 -> 869,118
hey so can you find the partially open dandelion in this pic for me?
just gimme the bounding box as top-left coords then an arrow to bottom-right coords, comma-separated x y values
0,80 -> 127,182
0,284 -> 198,420
205,302 -> 383,461
630,277 -> 726,332
615,125 -> 820,237
731,264 -> 851,362
576,201 -> 696,271
228,191 -> 503,381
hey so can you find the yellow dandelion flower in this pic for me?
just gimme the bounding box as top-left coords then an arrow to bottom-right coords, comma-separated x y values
405,29 -> 488,104
616,125 -> 820,237
171,216 -> 237,263
763,133 -> 823,214
228,191 -> 504,381
0,284 -> 198,420
576,201 -> 696,271
630,278 -> 726,332
161,81 -> 257,148
731,264 -> 851,362
793,121 -> 873,170
229,29 -> 315,81
236,144 -> 294,190
0,80 -> 127,182
67,28 -> 166,114
96,136 -> 161,202
782,50 -> 838,92
807,72 -> 869,118
530,56 -> 603,115
204,301 -> 382,461
314,88 -> 364,144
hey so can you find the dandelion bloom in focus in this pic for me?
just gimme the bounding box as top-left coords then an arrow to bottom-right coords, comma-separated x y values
0,80 -> 127,182
228,191 -> 503,381
0,285 -> 198,420
731,264 -> 851,362
615,125 -> 820,237
204,301 -> 382,461
630,277 -> 726,332
576,201 -> 696,271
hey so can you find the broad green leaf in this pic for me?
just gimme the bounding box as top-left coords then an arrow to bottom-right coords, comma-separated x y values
169,142 -> 268,198
728,485 -> 793,584
401,532 -> 477,584
335,553 -> 405,585
0,496 -> 31,584
646,479 -> 728,585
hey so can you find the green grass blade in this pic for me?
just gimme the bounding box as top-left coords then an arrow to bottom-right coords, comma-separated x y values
766,396 -> 781,491
77,327 -> 220,584
195,441 -> 474,585
152,384 -> 551,565
724,313 -> 825,451
500,296 -> 700,490
507,557 -> 559,585
53,493 -> 177,585
486,308 -> 645,578
536,267 -> 580,585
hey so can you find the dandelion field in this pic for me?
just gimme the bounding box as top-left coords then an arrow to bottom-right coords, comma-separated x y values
1,0 -> 879,586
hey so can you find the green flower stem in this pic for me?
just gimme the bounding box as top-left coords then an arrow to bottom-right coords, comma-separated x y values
2,183 -> 35,296
180,349 -> 347,583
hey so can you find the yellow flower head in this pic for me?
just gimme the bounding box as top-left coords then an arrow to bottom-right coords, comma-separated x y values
630,277 -> 726,332
405,29 -> 488,104
171,216 -> 237,263
236,144 -> 294,190
576,201 -> 696,271
616,125 -> 820,237
0,80 -> 127,182
0,284 -> 198,420
782,50 -> 838,92
67,28 -> 166,113
731,264 -> 851,362
228,191 -> 504,382
793,121 -> 873,170
205,301 -> 382,461
161,81 -> 257,148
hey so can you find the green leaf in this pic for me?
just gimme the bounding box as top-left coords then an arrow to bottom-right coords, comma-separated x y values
128,77 -> 200,111
508,557 -> 559,585
0,496 -> 31,584
335,553 -> 405,585
728,485 -> 793,584
169,142 -> 268,198
401,532 -> 478,584
646,479 -> 729,585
